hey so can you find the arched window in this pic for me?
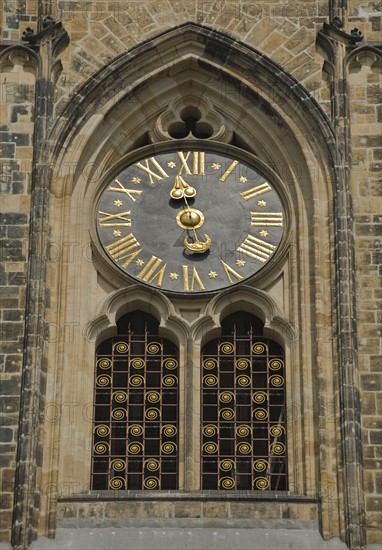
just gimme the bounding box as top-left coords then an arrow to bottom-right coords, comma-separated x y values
201,312 -> 287,491
91,312 -> 179,490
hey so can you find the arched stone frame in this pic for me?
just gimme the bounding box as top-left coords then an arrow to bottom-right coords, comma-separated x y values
37,23 -> 342,541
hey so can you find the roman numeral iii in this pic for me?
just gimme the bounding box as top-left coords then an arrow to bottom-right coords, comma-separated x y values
251,212 -> 283,227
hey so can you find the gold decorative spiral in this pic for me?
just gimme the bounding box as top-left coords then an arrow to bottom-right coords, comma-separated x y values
220,342 -> 234,354
109,476 -> 125,490
236,425 -> 251,437
110,459 -> 126,471
253,391 -> 267,404
114,342 -> 129,353
94,442 -> 109,454
129,424 -> 143,436
203,442 -> 218,454
252,343 -> 267,354
203,375 -> 218,387
236,375 -> 251,387
147,342 -> 161,354
236,358 -> 250,370
270,442 -> 285,455
94,424 -> 110,437
145,408 -> 160,420
220,459 -> 235,471
113,391 -> 127,403
111,408 -> 127,421
162,442 -> 176,454
219,477 -> 235,489
254,477 -> 269,490
144,476 -> 160,489
253,408 -> 268,421
269,359 -> 283,371
270,425 -> 285,437
203,425 -> 218,437
269,375 -> 284,387
162,375 -> 177,386
130,358 -> 145,369
163,358 -> 178,370
128,442 -> 143,454
97,358 -> 112,370
254,459 -> 268,472
130,375 -> 144,386
96,375 -> 111,387
145,459 -> 160,472
219,391 -> 234,403
220,408 -> 235,421
162,425 -> 177,437
146,391 -> 160,403
203,358 -> 218,370
237,442 -> 252,454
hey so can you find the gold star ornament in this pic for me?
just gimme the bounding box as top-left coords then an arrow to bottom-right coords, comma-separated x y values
208,271 -> 218,279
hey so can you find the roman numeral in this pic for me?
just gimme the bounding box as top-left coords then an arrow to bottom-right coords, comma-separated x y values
221,261 -> 243,284
250,212 -> 283,227
177,151 -> 205,175
137,256 -> 167,287
237,235 -> 276,263
240,182 -> 271,201
98,211 -> 132,227
108,179 -> 143,202
106,234 -> 141,262
135,157 -> 169,184
219,160 -> 239,182
182,265 -> 205,292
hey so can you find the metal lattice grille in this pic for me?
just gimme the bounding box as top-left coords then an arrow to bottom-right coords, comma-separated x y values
201,318 -> 287,491
91,325 -> 179,490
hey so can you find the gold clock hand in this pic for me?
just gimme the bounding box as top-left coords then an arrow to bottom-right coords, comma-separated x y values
170,175 -> 196,199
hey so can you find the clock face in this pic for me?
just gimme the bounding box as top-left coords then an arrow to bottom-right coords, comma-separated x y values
96,149 -> 284,295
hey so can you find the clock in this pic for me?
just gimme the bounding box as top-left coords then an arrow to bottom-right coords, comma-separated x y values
96,146 -> 285,295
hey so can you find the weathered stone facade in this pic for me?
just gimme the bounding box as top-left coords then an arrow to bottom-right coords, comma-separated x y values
0,1 -> 380,549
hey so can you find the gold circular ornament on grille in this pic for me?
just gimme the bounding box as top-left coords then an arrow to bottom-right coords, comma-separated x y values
144,476 -> 160,489
95,424 -> 110,437
162,424 -> 177,437
252,343 -> 267,354
270,442 -> 285,455
253,408 -> 268,421
130,358 -> 145,369
111,408 -> 127,421
236,425 -> 251,437
219,477 -> 235,489
269,375 -> 284,387
236,375 -> 251,387
114,342 -> 129,353
130,375 -> 144,386
254,477 -> 269,490
147,343 -> 161,354
220,342 -> 234,354
269,359 -> 283,370
270,424 -> 285,437
203,425 -> 218,437
203,358 -> 218,370
145,459 -> 160,471
94,442 -> 109,454
203,374 -> 218,386
146,391 -> 161,403
203,442 -> 218,454
219,391 -> 234,403
253,391 -> 267,404
237,442 -> 252,454
109,477 -> 125,490
163,375 -> 177,386
110,459 -> 126,471
162,442 -> 176,454
113,391 -> 127,403
129,424 -> 143,436
220,408 -> 235,420
220,459 -> 235,471
97,358 -> 112,370
236,358 -> 250,370
128,442 -> 143,454
163,358 -> 178,370
96,375 -> 111,387
254,459 -> 269,472
145,408 -> 160,420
